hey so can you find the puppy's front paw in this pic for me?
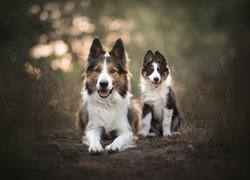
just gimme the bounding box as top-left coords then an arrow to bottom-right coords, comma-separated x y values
148,132 -> 156,137
163,131 -> 173,137
172,131 -> 181,136
88,143 -> 104,154
138,130 -> 150,137
105,142 -> 122,153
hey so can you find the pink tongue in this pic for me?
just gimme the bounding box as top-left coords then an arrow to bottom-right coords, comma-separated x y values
153,82 -> 159,88
100,89 -> 109,97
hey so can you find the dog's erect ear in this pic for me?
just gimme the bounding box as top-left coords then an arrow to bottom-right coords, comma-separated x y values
110,38 -> 126,66
143,50 -> 154,66
155,51 -> 167,65
88,37 -> 105,59
155,51 -> 166,63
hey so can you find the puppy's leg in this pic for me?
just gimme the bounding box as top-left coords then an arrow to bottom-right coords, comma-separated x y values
162,108 -> 173,137
138,104 -> 152,137
85,128 -> 104,154
105,129 -> 134,152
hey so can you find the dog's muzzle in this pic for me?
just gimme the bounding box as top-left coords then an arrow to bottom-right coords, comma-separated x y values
98,80 -> 113,98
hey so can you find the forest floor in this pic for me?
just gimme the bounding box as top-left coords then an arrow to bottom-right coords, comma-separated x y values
0,74 -> 244,180
17,127 -> 240,180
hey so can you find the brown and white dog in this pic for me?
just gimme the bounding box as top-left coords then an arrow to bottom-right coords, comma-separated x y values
139,50 -> 181,137
77,37 -> 140,154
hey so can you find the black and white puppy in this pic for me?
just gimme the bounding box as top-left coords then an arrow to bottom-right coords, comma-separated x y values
77,37 -> 140,154
139,50 -> 181,137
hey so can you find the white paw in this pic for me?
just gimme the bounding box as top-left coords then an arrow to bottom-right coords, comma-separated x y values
138,130 -> 150,137
148,132 -> 156,137
88,143 -> 104,154
163,131 -> 173,137
172,131 -> 181,136
105,141 -> 123,152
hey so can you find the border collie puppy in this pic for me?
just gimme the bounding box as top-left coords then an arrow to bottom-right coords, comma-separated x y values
77,37 -> 140,154
139,50 -> 181,137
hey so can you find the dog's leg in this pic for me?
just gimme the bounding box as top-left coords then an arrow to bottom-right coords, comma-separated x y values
85,128 -> 104,154
138,104 -> 152,137
162,108 -> 173,137
105,129 -> 134,152
138,113 -> 152,137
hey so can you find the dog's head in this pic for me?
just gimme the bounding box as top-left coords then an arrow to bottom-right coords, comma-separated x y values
84,37 -> 129,98
141,50 -> 169,88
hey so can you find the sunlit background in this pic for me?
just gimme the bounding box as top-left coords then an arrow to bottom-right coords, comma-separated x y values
24,0 -> 232,132
26,0 -> 231,106
1,0 -> 250,179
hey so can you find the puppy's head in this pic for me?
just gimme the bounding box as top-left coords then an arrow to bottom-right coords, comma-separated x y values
84,37 -> 129,98
141,50 -> 169,88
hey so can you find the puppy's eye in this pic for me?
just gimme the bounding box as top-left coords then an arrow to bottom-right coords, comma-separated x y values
94,67 -> 100,73
110,69 -> 117,74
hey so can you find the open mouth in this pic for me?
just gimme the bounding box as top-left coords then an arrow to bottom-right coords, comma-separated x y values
150,81 -> 161,88
98,88 -> 113,98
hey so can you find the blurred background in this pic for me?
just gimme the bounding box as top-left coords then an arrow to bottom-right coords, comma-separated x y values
0,0 -> 250,178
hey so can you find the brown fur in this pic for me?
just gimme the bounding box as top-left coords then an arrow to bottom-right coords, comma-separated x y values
128,100 -> 141,133
76,103 -> 88,133
77,37 -> 140,135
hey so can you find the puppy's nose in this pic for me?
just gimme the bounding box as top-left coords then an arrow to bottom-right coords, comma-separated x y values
154,77 -> 159,82
100,80 -> 109,88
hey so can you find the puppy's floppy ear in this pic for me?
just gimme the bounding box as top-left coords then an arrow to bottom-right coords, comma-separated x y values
155,51 -> 167,65
110,38 -> 126,66
143,50 -> 154,67
88,37 -> 105,59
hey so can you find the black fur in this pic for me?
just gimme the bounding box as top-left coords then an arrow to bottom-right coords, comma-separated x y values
88,37 -> 105,59
142,60 -> 169,78
166,87 -> 181,131
140,50 -> 182,135
77,37 -> 141,139
142,104 -> 152,118
109,38 -> 127,67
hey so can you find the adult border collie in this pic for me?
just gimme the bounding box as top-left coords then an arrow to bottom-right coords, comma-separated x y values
139,50 -> 181,137
77,37 -> 140,154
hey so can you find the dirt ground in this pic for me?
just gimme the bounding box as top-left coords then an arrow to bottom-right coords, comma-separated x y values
0,73 -> 244,180
6,127 -> 239,180
0,74 -> 245,180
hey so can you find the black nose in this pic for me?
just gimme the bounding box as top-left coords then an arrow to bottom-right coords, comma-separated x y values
100,80 -> 108,88
154,77 -> 159,82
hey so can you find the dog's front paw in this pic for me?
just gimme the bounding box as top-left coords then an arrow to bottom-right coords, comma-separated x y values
105,142 -> 122,153
88,143 -> 104,154
163,131 -> 173,137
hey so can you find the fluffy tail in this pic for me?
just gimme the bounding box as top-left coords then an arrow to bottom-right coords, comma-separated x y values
128,100 -> 141,134
171,110 -> 184,132
75,103 -> 88,134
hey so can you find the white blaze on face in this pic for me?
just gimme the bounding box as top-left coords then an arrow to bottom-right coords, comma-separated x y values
96,57 -> 113,91
148,62 -> 161,88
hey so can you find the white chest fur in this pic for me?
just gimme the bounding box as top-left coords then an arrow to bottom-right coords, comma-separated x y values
83,90 -> 132,133
140,76 -> 172,120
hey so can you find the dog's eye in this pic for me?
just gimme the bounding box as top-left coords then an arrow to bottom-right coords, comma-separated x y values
94,67 -> 101,73
110,69 -> 117,74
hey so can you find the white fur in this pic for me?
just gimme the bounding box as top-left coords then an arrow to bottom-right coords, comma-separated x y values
140,71 -> 172,136
85,129 -> 104,153
81,86 -> 135,153
138,112 -> 152,137
105,130 -> 134,151
96,57 -> 113,91
148,62 -> 161,82
162,109 -> 173,136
